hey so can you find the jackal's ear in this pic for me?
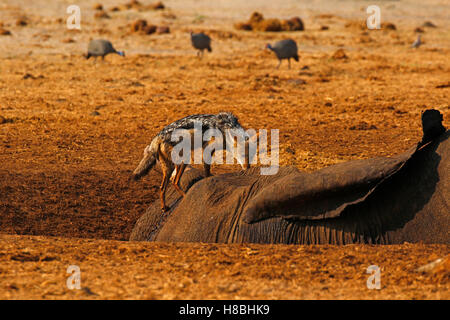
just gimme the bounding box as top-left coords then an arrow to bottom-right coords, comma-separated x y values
218,112 -> 237,120
216,112 -> 229,122
217,111 -> 231,118
217,112 -> 239,128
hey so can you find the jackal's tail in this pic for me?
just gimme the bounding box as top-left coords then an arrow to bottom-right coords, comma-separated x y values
130,138 -> 159,181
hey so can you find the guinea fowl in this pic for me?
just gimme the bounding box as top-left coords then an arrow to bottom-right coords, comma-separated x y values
190,32 -> 212,58
411,35 -> 422,48
86,39 -> 125,60
266,39 -> 299,69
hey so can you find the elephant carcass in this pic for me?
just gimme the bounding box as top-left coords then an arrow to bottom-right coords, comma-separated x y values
130,111 -> 448,244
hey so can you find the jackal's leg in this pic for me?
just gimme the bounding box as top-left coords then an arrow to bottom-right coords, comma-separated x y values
159,170 -> 171,212
203,149 -> 214,177
157,145 -> 174,212
244,139 -> 250,169
203,163 -> 211,177
202,142 -> 217,177
172,163 -> 187,197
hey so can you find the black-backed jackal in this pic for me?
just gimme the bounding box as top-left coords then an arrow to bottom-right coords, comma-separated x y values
130,112 -> 254,212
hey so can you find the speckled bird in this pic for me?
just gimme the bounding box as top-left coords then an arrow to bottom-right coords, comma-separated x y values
266,39 -> 299,69
411,35 -> 422,49
190,32 -> 212,58
86,39 -> 125,60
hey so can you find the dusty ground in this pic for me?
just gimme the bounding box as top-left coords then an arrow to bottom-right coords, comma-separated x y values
0,235 -> 449,300
0,0 -> 449,299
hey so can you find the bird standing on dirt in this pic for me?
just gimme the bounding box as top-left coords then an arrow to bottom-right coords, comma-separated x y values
266,39 -> 299,69
190,32 -> 212,58
86,39 -> 125,60
411,35 -> 422,48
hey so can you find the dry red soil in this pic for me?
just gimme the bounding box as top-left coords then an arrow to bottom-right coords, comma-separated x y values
0,0 -> 449,299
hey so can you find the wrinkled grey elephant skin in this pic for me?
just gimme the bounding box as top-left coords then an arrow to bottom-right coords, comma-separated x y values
130,131 -> 449,244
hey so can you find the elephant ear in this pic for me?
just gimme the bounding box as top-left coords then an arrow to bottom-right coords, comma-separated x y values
242,148 -> 417,223
243,109 -> 446,224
